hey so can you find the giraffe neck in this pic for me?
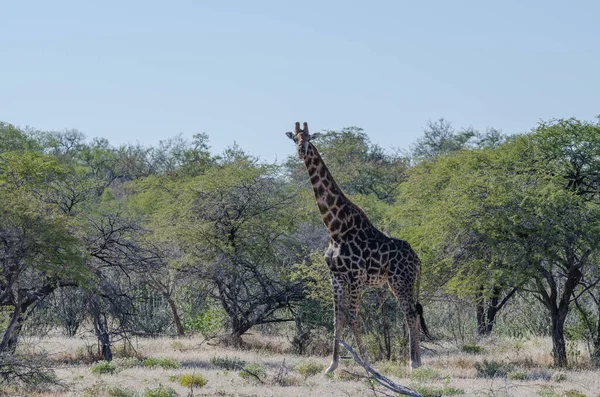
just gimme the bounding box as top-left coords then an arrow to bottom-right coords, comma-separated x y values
303,143 -> 372,239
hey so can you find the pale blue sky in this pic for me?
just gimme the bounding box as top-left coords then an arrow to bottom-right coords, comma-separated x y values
2,1 -> 599,160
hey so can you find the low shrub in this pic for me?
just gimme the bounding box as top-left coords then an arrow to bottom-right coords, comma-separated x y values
107,385 -> 136,397
90,361 -> 117,375
211,356 -> 245,371
177,373 -> 208,388
461,344 -> 484,354
144,385 -> 178,397
142,357 -> 181,369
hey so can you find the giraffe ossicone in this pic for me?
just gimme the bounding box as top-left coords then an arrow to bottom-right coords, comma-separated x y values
286,121 -> 430,373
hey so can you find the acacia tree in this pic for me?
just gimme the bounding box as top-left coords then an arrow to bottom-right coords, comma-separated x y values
142,147 -> 307,344
0,142 -> 86,354
395,118 -> 600,366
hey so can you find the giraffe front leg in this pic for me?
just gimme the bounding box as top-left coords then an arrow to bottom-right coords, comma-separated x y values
326,276 -> 344,374
348,287 -> 370,367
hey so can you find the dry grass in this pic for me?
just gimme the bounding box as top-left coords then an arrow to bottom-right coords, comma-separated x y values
4,334 -> 600,397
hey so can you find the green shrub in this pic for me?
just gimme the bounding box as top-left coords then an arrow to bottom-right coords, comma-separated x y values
507,371 -> 529,380
461,344 -> 484,354
409,367 -> 442,382
211,356 -> 245,371
144,385 -> 178,397
90,361 -> 117,375
177,373 -> 208,388
294,360 -> 325,379
239,362 -> 267,383
107,385 -> 136,397
474,360 -> 512,378
142,357 -> 181,369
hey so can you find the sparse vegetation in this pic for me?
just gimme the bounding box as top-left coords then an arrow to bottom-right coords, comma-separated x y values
211,355 -> 246,371
144,385 -> 178,397
177,373 -> 208,388
142,357 -> 181,369
90,361 -> 118,375
294,360 -> 325,379
107,385 -> 137,397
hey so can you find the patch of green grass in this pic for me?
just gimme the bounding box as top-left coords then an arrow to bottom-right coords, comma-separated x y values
90,361 -> 117,375
211,356 -> 245,371
144,385 -> 178,397
107,385 -> 136,397
294,360 -> 325,379
461,344 -> 484,354
551,371 -> 567,382
412,383 -> 464,397
142,357 -> 181,369
409,367 -> 442,382
239,362 -> 267,383
177,373 -> 208,388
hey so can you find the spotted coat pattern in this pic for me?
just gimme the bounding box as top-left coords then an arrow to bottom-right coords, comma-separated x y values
286,122 -> 427,373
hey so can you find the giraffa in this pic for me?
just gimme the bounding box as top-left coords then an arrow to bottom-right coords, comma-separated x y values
286,122 -> 430,373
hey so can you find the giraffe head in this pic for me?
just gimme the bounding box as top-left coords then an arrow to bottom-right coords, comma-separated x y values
285,122 -> 321,159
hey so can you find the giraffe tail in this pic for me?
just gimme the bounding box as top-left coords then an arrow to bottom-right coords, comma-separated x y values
416,302 -> 432,340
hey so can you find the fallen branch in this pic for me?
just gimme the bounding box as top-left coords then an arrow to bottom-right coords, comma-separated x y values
339,341 -> 423,397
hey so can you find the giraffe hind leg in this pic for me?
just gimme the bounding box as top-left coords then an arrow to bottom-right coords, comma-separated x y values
389,281 -> 422,369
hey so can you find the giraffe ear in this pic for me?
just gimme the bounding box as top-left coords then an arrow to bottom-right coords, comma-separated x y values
285,131 -> 294,140
308,133 -> 321,141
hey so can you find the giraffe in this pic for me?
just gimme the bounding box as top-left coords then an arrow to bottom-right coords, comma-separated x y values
286,122 -> 430,373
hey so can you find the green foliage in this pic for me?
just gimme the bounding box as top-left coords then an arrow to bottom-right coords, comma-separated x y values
183,305 -> 227,335
90,361 -> 117,375
177,373 -> 207,388
144,385 -> 178,397
239,362 -> 267,383
461,344 -> 484,354
293,360 -> 325,379
142,357 -> 181,369
474,360 -> 512,378
107,385 -> 137,397
210,356 -> 245,371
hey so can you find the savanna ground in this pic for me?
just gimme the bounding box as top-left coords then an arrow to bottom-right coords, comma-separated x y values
5,332 -> 600,397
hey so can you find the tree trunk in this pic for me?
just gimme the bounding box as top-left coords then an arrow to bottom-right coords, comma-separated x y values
592,302 -> 600,367
164,293 -> 185,336
89,295 -> 112,361
551,308 -> 568,367
0,304 -> 24,354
